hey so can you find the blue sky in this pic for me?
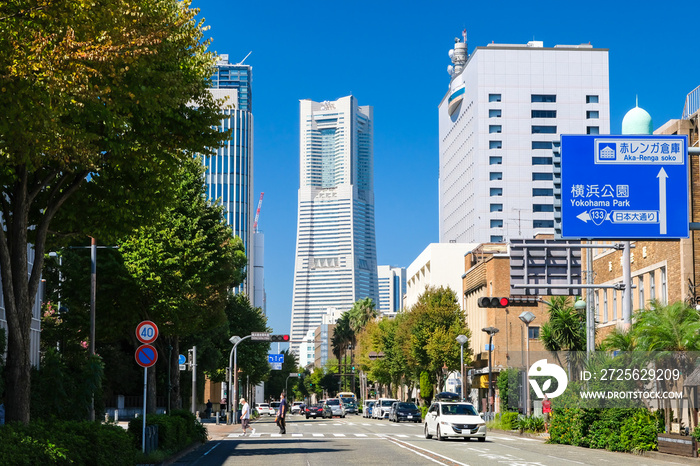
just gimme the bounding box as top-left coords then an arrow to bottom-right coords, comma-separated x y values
192,0 -> 700,337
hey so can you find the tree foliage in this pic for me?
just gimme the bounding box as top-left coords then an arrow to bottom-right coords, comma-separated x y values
0,0 -> 227,423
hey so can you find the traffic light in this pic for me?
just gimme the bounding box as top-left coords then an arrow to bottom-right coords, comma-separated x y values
477,297 -> 510,308
270,334 -> 290,342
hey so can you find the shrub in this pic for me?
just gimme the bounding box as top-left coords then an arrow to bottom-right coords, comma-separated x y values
129,409 -> 207,453
619,410 -> 661,452
0,420 -> 137,466
500,412 -> 519,430
514,415 -> 545,433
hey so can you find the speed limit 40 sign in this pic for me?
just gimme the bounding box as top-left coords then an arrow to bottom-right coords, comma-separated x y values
136,321 -> 159,344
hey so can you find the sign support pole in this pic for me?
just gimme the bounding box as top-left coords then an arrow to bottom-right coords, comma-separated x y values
142,367 -> 147,453
622,241 -> 632,328
191,346 -> 197,415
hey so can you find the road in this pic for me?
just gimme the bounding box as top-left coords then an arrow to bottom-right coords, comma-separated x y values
175,414 -> 695,466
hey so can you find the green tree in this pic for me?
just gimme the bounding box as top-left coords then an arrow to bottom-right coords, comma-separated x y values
331,313 -> 353,375
0,0 -> 226,423
348,298 -> 378,335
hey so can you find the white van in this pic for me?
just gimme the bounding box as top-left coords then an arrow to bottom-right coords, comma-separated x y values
373,398 -> 398,419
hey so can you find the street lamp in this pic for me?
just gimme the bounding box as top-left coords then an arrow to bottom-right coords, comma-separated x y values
518,311 -> 536,416
481,327 -> 499,417
228,335 -> 250,424
456,334 -> 469,401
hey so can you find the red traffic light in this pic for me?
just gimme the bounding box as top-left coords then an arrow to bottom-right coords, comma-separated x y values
477,297 -> 510,308
271,334 -> 290,342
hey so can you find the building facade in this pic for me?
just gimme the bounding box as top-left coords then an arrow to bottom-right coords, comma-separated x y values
290,96 -> 379,354
439,36 -> 610,244
405,243 -> 478,310
377,265 -> 406,316
204,55 -> 256,298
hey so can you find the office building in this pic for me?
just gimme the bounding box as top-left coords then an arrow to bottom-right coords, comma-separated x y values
290,96 -> 379,354
377,265 -> 406,316
439,35 -> 610,243
204,54 -> 256,298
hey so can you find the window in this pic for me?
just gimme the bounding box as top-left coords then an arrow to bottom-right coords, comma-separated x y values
661,267 -> 667,304
490,204 -> 503,212
533,188 -> 553,196
489,156 -> 502,165
528,326 -> 540,339
489,140 -> 502,149
489,125 -> 502,133
587,126 -> 599,134
650,273 -> 656,301
490,235 -> 504,242
612,290 -> 617,321
532,141 -> 553,150
489,94 -> 502,102
490,219 -> 503,228
595,291 -> 600,321
532,125 -> 557,134
532,173 -> 553,181
603,291 -> 608,323
638,276 -> 645,308
489,109 -> 502,118
586,95 -> 599,103
586,110 -> 599,119
533,204 -> 554,212
531,94 -> 556,103
533,220 -> 554,228
489,172 -> 502,181
532,157 -> 553,165
531,110 -> 557,118
490,188 -> 503,196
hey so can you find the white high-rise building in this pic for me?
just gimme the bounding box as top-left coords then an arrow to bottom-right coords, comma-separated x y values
439,35 -> 610,243
290,96 -> 378,354
377,265 -> 406,316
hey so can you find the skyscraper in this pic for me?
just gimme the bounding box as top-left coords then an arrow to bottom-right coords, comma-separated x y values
377,265 -> 406,316
439,35 -> 610,243
290,96 -> 379,353
204,54 -> 256,299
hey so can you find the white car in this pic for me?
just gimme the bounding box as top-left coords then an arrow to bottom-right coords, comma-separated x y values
373,398 -> 397,419
291,401 -> 304,414
423,402 -> 486,441
256,403 -> 274,416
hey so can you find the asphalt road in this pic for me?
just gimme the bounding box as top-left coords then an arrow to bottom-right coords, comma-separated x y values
174,414 -> 696,466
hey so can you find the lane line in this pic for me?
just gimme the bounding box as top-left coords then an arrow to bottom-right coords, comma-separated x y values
203,442 -> 220,456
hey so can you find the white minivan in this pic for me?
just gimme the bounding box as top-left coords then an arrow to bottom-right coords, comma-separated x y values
373,398 -> 398,419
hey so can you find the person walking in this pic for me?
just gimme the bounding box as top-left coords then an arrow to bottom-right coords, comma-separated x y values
276,392 -> 288,434
240,397 -> 250,435
542,395 -> 552,433
205,399 -> 212,419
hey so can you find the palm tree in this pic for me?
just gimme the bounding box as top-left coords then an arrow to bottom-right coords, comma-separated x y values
348,297 -> 378,335
540,296 -> 587,379
631,300 -> 700,351
331,313 -> 353,374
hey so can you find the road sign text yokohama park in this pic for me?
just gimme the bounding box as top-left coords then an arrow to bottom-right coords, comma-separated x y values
560,135 -> 689,239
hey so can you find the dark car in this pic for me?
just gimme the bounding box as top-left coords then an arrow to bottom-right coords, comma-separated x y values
389,401 -> 422,423
305,403 -> 324,419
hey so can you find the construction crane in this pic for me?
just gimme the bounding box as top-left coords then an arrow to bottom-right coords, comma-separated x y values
253,192 -> 264,232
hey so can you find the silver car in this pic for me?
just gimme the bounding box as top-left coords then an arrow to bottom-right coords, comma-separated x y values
324,398 -> 346,418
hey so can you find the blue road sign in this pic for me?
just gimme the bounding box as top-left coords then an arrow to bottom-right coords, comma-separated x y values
135,344 -> 158,368
560,135 -> 689,239
178,354 -> 186,365
268,354 -> 284,364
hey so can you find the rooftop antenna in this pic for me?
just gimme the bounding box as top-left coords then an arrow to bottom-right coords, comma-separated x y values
238,51 -> 252,65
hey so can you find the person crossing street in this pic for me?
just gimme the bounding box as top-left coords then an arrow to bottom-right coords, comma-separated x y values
276,392 -> 288,434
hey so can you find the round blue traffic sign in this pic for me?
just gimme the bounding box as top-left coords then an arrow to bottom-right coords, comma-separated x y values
135,344 -> 158,368
178,354 -> 186,365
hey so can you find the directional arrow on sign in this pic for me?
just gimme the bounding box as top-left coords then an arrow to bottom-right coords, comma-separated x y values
577,211 -> 591,223
658,167 -> 668,234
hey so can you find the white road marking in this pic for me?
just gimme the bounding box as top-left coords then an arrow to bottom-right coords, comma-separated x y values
334,433 -> 346,437
312,433 -> 324,437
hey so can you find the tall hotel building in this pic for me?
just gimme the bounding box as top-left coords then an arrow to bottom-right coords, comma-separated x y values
377,265 -> 406,316
204,55 -> 258,302
438,35 -> 610,243
290,96 -> 379,353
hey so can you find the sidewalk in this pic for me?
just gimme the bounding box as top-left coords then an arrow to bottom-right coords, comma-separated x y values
199,416 -> 246,441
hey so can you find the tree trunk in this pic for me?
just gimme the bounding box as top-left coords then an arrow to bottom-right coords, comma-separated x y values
172,337 -> 182,409
147,362 -> 157,414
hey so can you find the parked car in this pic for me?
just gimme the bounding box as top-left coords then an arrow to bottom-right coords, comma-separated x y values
423,401 -> 486,441
256,403 -> 274,416
389,401 -> 422,423
362,400 -> 375,418
305,403 -> 324,419
373,398 -> 398,419
291,401 -> 305,414
323,398 -> 345,418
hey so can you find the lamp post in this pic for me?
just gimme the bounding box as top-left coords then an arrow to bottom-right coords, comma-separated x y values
228,335 -> 251,424
574,297 -> 589,354
481,327 -> 499,417
441,363 -> 449,392
518,311 -> 536,416
456,334 -> 469,401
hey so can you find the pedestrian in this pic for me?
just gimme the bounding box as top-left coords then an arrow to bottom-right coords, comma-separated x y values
206,399 -> 212,419
276,392 -> 288,434
240,397 -> 250,435
542,395 -> 552,433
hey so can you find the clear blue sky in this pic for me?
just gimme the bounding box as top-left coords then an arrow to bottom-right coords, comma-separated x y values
192,0 -> 700,337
